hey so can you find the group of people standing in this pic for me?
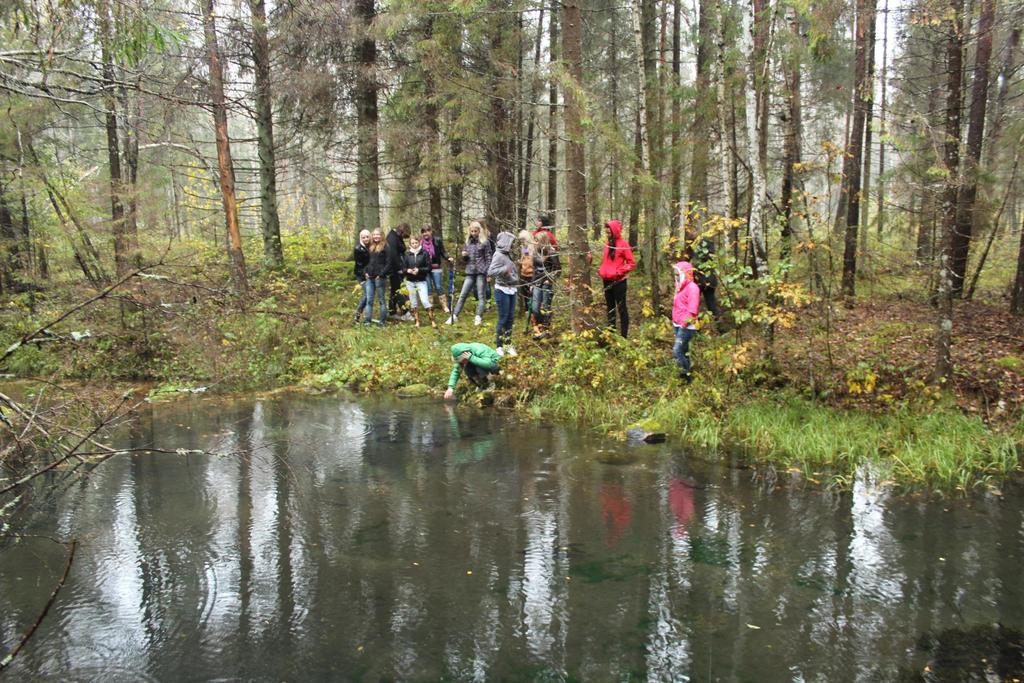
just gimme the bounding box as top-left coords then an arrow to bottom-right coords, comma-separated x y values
353,213 -> 716,395
353,213 -> 567,357
353,223 -> 452,329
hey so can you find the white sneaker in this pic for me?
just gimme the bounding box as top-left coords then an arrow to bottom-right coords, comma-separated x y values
496,347 -> 505,357
506,346 -> 517,357
401,312 -> 415,322
445,315 -> 457,325
474,315 -> 482,326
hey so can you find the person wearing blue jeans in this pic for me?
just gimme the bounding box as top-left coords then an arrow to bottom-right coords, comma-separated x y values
671,261 -> 701,383
495,288 -> 516,352
452,273 -> 488,323
364,277 -> 386,324
363,229 -> 390,324
530,231 -> 560,336
673,326 -> 696,377
487,231 -> 520,356
447,221 -> 492,325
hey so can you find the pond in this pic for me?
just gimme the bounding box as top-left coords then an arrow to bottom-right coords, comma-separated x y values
1,394 -> 1022,681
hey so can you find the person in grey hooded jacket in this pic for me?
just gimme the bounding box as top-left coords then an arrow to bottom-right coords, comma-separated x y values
487,231 -> 520,356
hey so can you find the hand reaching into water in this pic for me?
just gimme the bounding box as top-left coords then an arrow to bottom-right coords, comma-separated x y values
444,388 -> 454,400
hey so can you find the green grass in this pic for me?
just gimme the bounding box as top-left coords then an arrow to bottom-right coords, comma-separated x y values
713,398 -> 1021,489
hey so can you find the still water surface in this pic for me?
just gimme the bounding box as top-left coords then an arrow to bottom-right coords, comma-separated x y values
1,394 -> 1022,681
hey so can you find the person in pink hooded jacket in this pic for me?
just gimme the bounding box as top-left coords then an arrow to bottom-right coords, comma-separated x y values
672,261 -> 701,382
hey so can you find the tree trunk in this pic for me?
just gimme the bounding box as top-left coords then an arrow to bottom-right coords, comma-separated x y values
12,128 -> 37,277
638,0 -> 662,310
562,0 -> 593,329
587,137 -> 602,240
876,0 -> 889,237
1012,212 -> 1024,314
741,0 -> 768,276
202,0 -> 248,294
717,0 -> 739,258
170,166 -> 182,240
685,0 -> 713,235
608,5 -> 621,221
934,0 -> 964,381
547,2 -> 559,215
840,0 -> 875,297
627,111 -> 642,250
488,1 -> 516,233
515,12 -> 525,226
753,0 -> 770,183
859,3 -> 876,256
449,138 -> 464,244
518,8 -> 545,231
98,0 -> 129,277
949,0 -> 994,297
833,97 -> 853,235
27,192 -> 45,279
982,26 -> 1019,174
120,80 -> 140,263
670,0 -> 683,236
421,16 -> 446,238
354,0 -> 381,241
249,0 -> 284,268
779,4 -> 802,261
0,188 -> 16,292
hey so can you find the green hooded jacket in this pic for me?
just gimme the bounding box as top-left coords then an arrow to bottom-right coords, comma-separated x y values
448,342 -> 501,389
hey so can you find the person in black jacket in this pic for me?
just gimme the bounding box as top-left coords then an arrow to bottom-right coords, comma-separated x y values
402,233 -> 436,328
420,225 -> 454,313
353,229 -> 371,323
685,229 -> 721,322
530,231 -> 560,338
385,223 -> 411,319
363,229 -> 390,325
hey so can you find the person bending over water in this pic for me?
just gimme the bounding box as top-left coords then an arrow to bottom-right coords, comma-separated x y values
444,342 -> 501,400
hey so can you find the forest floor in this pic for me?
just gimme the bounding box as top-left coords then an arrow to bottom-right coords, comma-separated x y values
776,296 -> 1024,422
1,246 -> 1022,491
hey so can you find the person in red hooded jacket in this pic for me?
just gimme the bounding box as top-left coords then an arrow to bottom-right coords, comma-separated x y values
597,219 -> 636,338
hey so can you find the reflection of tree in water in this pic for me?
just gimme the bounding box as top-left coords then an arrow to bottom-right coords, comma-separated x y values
897,623 -> 1024,682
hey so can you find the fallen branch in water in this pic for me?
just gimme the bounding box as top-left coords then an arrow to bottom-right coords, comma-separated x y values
0,538 -> 77,672
0,393 -> 133,497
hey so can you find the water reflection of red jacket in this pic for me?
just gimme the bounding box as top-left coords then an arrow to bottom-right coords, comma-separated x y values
600,484 -> 632,547
669,478 -> 695,538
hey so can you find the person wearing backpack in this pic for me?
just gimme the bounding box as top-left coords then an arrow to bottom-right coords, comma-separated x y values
686,229 -> 721,321
517,229 -> 537,321
531,230 -> 561,338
